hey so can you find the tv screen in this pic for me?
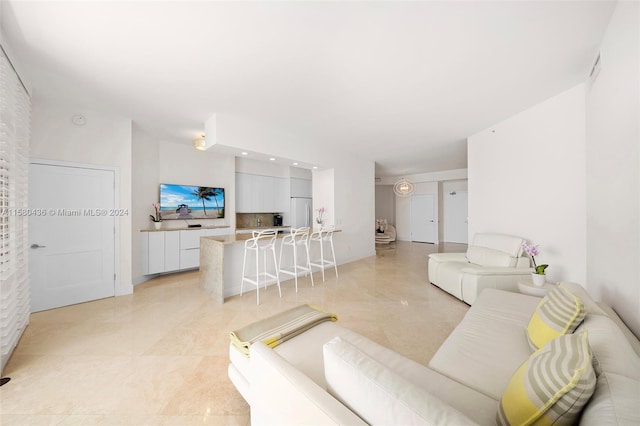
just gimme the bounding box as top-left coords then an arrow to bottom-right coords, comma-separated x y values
159,184 -> 225,220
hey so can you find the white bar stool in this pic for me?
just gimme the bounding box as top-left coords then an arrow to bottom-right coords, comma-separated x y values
278,227 -> 314,292
309,226 -> 338,282
240,230 -> 281,305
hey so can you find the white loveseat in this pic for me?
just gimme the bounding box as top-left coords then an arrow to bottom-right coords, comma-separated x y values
428,233 -> 532,304
228,283 -> 640,425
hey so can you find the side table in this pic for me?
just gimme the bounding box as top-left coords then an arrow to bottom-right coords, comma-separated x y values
517,279 -> 557,297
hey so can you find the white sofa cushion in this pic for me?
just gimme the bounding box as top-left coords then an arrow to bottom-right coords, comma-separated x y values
472,233 -> 525,257
250,341 -> 367,426
429,289 -> 540,399
323,337 -> 478,426
466,245 -> 517,267
580,371 -> 640,425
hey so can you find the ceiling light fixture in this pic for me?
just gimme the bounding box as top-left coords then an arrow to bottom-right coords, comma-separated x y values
194,134 -> 206,151
393,177 -> 415,197
293,162 -> 298,166
241,152 -> 248,156
269,157 -> 276,161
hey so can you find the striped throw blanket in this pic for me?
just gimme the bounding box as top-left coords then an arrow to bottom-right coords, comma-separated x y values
229,304 -> 338,357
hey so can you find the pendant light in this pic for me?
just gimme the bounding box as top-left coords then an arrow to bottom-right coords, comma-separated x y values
393,177 -> 415,197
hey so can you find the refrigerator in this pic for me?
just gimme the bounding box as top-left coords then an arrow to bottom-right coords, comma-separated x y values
290,197 -> 312,228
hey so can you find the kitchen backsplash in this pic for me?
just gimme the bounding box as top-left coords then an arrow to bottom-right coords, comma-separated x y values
236,213 -> 282,229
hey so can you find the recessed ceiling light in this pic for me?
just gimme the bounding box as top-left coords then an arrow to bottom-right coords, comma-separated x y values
313,166 -> 318,169
269,157 -> 276,161
241,152 -> 248,156
293,162 -> 298,166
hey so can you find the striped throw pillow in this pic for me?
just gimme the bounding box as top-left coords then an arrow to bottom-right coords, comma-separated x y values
526,284 -> 586,350
497,331 -> 596,426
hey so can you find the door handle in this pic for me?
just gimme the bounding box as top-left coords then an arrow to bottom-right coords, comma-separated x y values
30,244 -> 46,249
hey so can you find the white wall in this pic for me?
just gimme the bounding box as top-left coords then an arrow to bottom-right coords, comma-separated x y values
157,141 -> 235,232
30,94 -> 133,296
131,140 -> 236,283
468,84 -> 587,285
290,166 -> 312,180
312,168 -> 335,228
131,125 -> 159,283
585,1 -> 640,336
235,157 -> 289,177
375,185 -> 395,225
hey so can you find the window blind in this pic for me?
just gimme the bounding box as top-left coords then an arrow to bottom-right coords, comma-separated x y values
0,45 -> 31,374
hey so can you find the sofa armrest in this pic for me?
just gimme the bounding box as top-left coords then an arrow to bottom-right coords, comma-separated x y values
461,265 -> 533,275
428,252 -> 468,262
250,342 -> 367,426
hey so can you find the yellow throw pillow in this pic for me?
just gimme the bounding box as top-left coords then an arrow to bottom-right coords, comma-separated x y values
526,284 -> 586,350
497,331 -> 596,426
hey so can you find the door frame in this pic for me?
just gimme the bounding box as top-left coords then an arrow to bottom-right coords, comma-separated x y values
410,193 -> 437,243
29,158 -> 121,297
443,190 -> 468,244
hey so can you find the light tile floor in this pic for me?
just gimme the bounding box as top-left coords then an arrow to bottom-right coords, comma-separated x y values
1,241 -> 468,425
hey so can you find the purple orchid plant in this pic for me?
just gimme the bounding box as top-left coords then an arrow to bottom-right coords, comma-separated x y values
521,242 -> 549,275
150,202 -> 162,222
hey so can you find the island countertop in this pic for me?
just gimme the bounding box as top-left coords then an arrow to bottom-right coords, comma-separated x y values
203,228 -> 341,245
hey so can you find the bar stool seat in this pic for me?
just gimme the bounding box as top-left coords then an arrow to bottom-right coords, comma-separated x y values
240,230 -> 281,305
309,226 -> 338,282
278,227 -> 314,292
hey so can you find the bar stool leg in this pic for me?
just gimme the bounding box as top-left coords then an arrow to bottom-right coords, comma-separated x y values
256,249 -> 260,305
271,244 -> 282,297
304,242 -> 314,287
240,246 -> 247,296
329,238 -> 338,278
320,239 -> 326,282
292,243 -> 298,292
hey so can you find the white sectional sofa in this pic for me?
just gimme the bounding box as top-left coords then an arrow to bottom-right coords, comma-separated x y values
428,233 -> 533,304
228,282 -> 640,425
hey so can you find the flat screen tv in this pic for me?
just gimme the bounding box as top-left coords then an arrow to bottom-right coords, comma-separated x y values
159,184 -> 225,220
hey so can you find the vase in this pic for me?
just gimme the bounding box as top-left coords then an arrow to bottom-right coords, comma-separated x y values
531,273 -> 546,287
153,222 -> 161,230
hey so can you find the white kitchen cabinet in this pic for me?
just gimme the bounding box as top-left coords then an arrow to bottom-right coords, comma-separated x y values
141,227 -> 230,275
143,230 -> 180,275
290,178 -> 312,198
275,177 -> 290,212
236,173 -> 253,212
236,173 -> 291,213
164,231 -> 181,272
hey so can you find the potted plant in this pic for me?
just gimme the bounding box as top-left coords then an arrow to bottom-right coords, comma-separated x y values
522,241 -> 548,286
315,207 -> 325,226
150,202 -> 162,229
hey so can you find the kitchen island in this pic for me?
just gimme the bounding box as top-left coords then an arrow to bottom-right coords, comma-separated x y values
199,229 -> 340,303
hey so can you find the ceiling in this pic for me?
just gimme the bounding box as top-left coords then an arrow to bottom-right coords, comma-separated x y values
1,1 -> 615,177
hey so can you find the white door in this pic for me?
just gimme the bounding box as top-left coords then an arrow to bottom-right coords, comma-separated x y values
444,190 -> 468,243
29,163 -> 116,312
410,194 -> 436,243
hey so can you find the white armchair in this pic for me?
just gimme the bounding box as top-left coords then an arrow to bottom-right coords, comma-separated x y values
428,233 -> 532,304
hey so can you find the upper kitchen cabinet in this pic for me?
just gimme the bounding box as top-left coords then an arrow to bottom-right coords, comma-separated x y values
236,172 -> 290,213
290,177 -> 312,198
